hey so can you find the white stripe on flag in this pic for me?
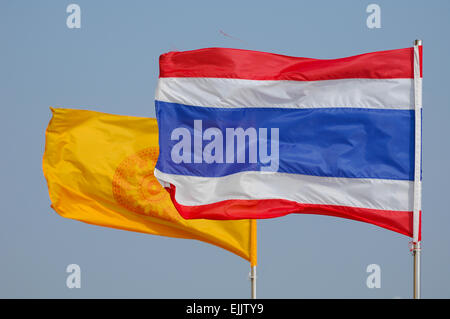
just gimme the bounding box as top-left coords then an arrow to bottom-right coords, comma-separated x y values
154,169 -> 413,212
156,77 -> 413,109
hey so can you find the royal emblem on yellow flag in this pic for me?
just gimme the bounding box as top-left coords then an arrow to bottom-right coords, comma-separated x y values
43,107 -> 256,264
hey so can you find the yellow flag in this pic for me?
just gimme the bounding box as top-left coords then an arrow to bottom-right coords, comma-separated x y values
43,107 -> 257,264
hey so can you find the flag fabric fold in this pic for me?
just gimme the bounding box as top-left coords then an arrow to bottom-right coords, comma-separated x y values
43,107 -> 256,263
154,46 -> 422,238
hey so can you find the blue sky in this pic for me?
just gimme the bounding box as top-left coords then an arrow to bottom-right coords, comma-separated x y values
1,0 -> 450,298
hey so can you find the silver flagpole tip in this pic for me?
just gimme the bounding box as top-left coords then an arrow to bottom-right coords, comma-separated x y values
415,39 -> 422,46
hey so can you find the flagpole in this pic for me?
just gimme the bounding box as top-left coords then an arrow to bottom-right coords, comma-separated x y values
412,39 -> 422,299
250,265 -> 256,299
250,219 -> 257,299
413,242 -> 421,298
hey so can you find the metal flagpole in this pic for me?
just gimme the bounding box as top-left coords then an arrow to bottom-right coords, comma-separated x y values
412,39 -> 423,299
413,242 -> 421,298
250,219 -> 257,299
250,265 -> 256,299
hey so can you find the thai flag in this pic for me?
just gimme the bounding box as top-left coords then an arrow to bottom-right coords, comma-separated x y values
154,45 -> 422,239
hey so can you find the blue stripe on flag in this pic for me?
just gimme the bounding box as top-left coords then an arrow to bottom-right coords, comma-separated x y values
155,101 -> 414,181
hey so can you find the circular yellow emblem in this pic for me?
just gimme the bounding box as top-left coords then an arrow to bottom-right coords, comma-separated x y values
112,147 -> 179,222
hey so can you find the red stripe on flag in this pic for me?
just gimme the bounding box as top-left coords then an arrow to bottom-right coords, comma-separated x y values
166,185 -> 418,238
419,45 -> 423,78
160,47 -> 415,81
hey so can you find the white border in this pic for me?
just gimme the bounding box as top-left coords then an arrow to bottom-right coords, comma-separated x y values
155,168 -> 413,212
156,77 -> 414,110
